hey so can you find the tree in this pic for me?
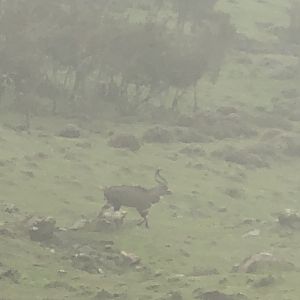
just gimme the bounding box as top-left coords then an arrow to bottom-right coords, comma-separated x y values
0,0 -> 235,119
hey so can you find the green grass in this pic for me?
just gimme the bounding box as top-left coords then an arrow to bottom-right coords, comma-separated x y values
217,0 -> 291,42
1,0 -> 300,299
1,111 -> 300,299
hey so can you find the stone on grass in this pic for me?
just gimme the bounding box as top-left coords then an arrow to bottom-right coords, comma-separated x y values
27,216 -> 56,242
120,251 -> 140,266
234,252 -> 295,273
277,208 -> 300,229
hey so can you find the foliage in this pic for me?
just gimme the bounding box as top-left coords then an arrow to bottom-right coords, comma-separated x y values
0,0 -> 235,118
286,1 -> 300,45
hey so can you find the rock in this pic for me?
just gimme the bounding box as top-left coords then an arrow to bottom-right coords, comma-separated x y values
100,209 -> 127,228
167,274 -> 185,283
277,209 -> 300,229
88,209 -> 127,231
108,134 -> 141,151
242,229 -> 260,238
70,209 -> 127,232
154,270 -> 163,277
234,252 -> 295,273
58,124 -> 81,138
97,268 -> 104,275
57,269 -> 67,276
27,216 -> 56,242
69,218 -> 90,231
120,251 -> 140,266
135,265 -> 145,271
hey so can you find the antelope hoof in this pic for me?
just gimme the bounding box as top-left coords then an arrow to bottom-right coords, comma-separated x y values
137,219 -> 149,229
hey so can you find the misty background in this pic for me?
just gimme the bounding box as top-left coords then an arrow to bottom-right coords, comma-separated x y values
0,1 -> 300,299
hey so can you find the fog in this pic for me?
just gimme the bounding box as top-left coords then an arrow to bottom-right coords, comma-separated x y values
0,1 -> 300,299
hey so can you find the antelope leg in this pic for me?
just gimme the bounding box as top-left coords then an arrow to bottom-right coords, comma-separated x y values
144,216 -> 149,228
137,217 -> 149,228
99,203 -> 111,216
137,218 -> 145,226
137,209 -> 149,228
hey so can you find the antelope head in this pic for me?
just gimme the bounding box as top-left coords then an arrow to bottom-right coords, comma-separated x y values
148,169 -> 171,203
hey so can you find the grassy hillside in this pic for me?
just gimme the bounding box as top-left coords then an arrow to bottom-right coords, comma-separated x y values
1,0 -> 300,299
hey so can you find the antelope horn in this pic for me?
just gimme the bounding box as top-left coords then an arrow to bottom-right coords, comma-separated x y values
155,169 -> 168,186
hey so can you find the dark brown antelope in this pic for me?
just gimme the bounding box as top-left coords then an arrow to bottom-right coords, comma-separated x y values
101,169 -> 171,228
